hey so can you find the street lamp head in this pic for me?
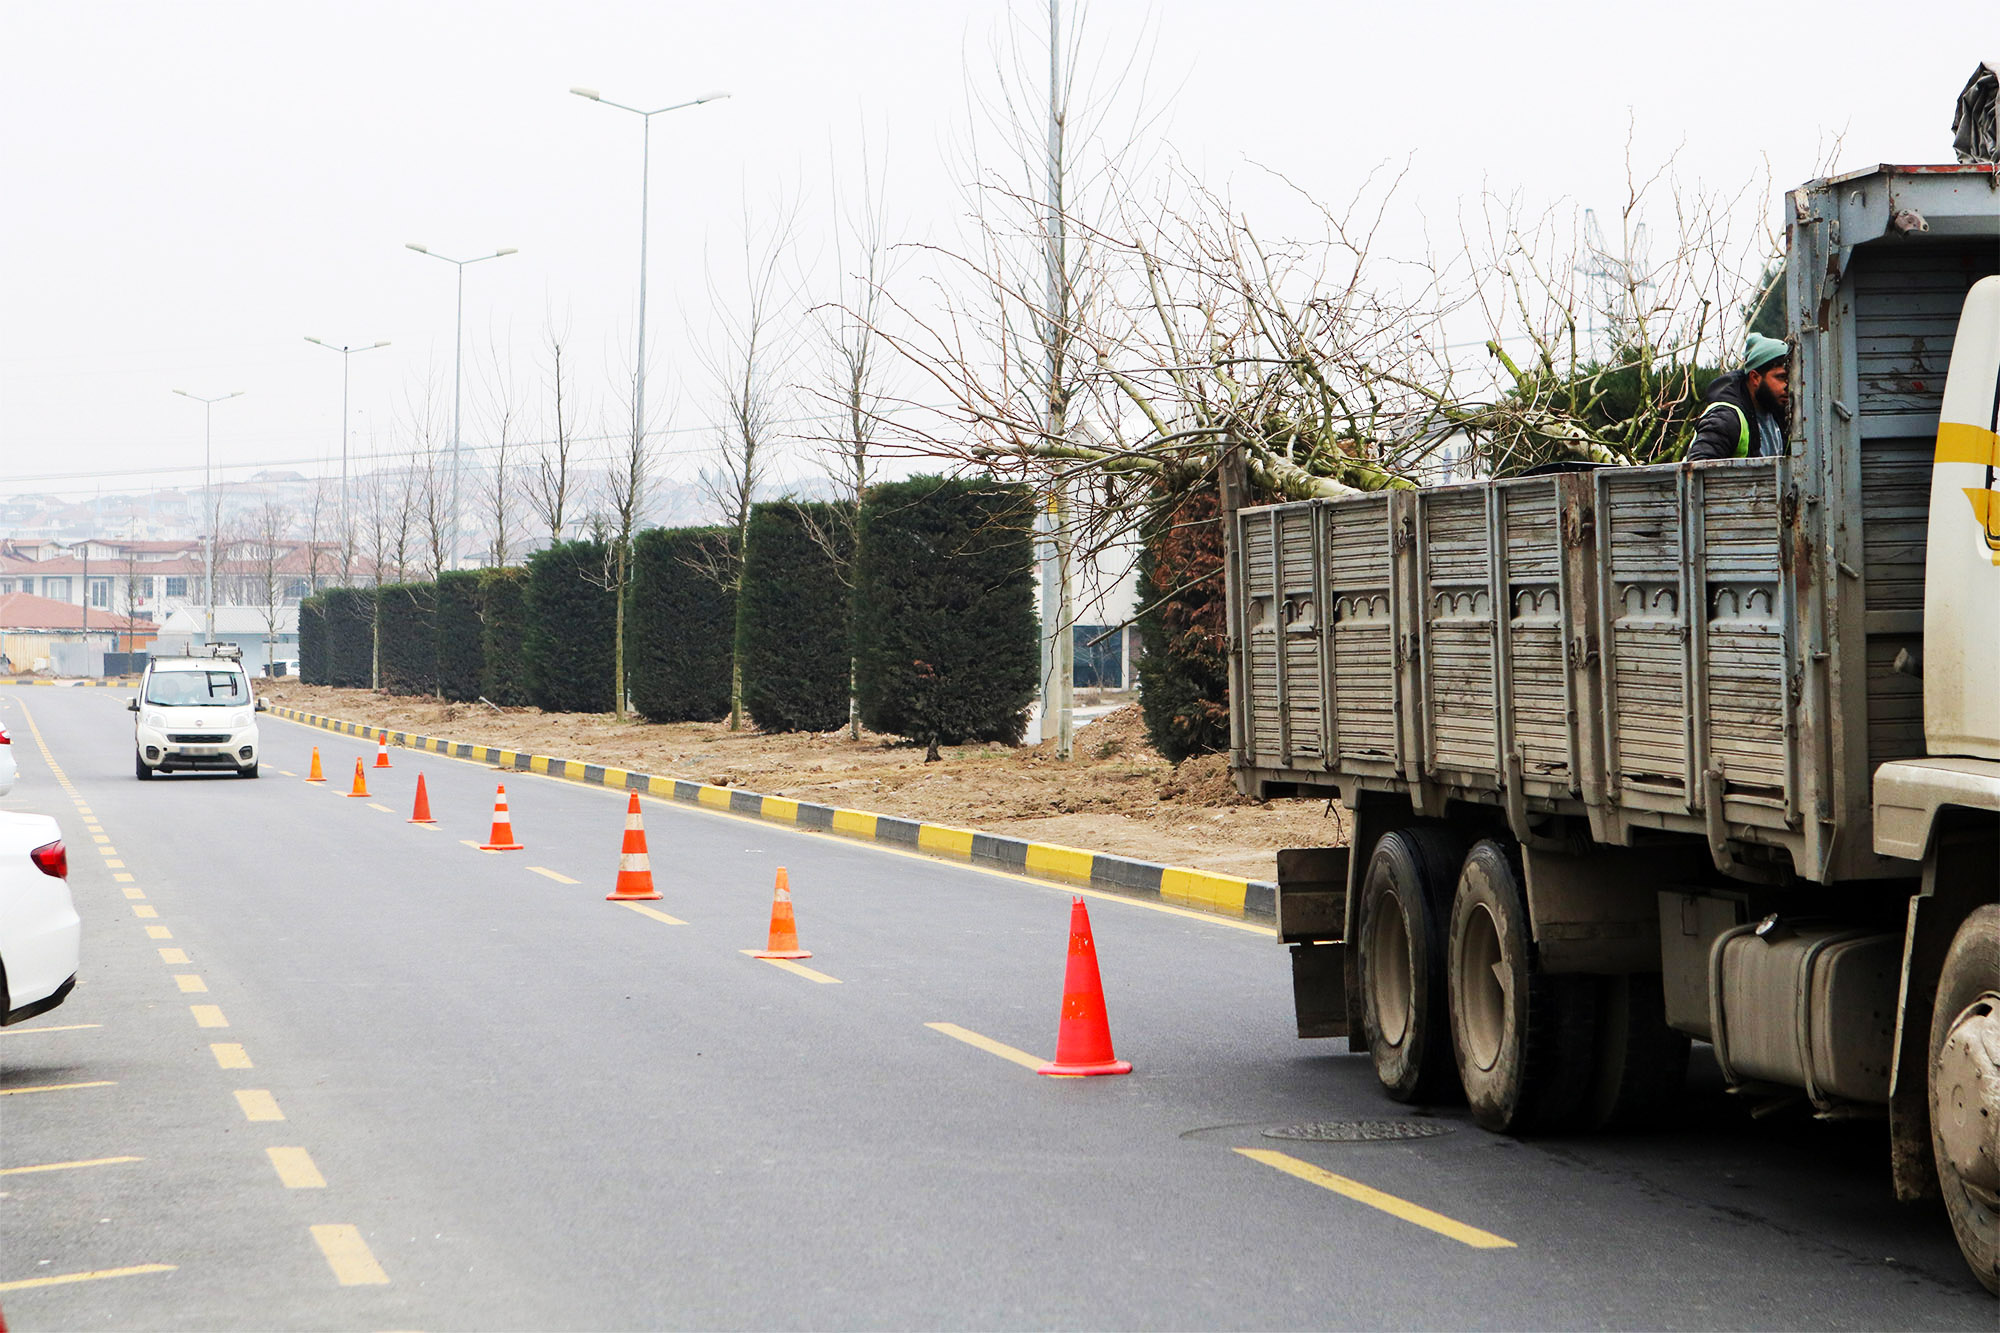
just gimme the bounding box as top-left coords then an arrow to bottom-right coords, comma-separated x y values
172,388 -> 191,397
371,340 -> 391,349
570,87 -> 601,101
697,91 -> 731,103
405,243 -> 428,254
305,336 -> 327,347
494,247 -> 518,257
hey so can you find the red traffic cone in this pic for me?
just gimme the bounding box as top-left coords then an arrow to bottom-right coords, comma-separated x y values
606,792 -> 660,900
374,736 -> 393,769
305,746 -> 325,783
479,783 -> 524,851
1036,898 -> 1131,1076
408,772 -> 436,824
753,868 -> 810,959
345,757 -> 371,798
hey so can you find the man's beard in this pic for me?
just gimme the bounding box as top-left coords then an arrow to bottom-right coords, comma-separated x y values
1754,381 -> 1788,425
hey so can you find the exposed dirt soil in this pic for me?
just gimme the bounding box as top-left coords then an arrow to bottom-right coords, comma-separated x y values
256,681 -> 1349,882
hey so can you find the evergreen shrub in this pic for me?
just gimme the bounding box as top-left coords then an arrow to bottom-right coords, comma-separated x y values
297,594 -> 327,685
523,540 -> 616,713
376,582 -> 437,696
434,570 -> 485,703
627,526 -> 736,723
1136,486 -> 1231,763
322,586 -> 375,689
737,502 -> 851,732
478,567 -> 531,706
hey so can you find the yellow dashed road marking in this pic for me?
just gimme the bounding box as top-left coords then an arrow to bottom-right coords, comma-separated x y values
190,1004 -> 228,1027
211,1043 -> 252,1069
145,925 -> 172,939
0,1263 -> 176,1293
98,846 -> 117,857
122,886 -> 146,900
620,903 -> 686,925
0,1156 -> 143,1176
311,1224 -> 389,1285
1234,1149 -> 1517,1250
133,905 -> 158,919
267,1147 -> 327,1188
925,1022 -> 1046,1071
0,1081 -> 115,1097
529,866 -> 579,884
739,950 -> 841,984
113,872 -> 135,883
158,948 -> 188,964
366,803 -> 393,813
105,859 -> 125,868
174,974 -> 207,993
234,1089 -> 284,1122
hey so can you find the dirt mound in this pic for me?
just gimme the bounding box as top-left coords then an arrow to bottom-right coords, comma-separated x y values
1075,704 -> 1155,761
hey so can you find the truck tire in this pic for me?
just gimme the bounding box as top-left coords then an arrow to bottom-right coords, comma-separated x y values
1928,904 -> 1999,1295
1447,838 -> 1598,1134
1356,826 -> 1464,1103
1581,973 -> 1689,1130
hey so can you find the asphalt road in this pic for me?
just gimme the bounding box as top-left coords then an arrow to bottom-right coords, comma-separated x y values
0,684 -> 1988,1330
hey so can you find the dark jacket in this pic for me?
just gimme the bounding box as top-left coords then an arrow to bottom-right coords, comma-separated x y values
1684,370 -> 1783,461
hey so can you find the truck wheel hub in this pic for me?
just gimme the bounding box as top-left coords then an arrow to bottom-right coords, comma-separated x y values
1935,994 -> 2000,1205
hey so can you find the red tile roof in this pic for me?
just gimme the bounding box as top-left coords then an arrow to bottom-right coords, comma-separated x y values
0,592 -> 148,632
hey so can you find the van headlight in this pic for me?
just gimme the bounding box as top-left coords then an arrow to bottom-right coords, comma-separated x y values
234,711 -> 252,728
146,713 -> 165,729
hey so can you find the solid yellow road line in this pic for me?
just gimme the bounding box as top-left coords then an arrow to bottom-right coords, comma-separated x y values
529,866 -> 580,884
0,1081 -> 115,1097
311,1224 -> 390,1286
925,1021 -> 1045,1071
211,1043 -> 252,1069
122,885 -> 146,900
619,903 -> 686,926
175,974 -> 208,993
267,1146 -> 327,1188
739,950 -> 842,984
190,1005 -> 227,1028
0,1156 -> 143,1176
146,925 -> 172,939
159,948 -> 188,964
1234,1149 -> 1516,1249
133,905 -> 158,919
0,1263 -> 176,1293
0,1022 -> 101,1037
234,1089 -> 284,1122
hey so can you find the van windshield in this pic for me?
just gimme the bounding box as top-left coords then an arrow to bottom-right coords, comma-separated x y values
145,670 -> 246,707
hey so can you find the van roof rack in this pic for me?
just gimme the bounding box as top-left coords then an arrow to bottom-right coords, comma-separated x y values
200,643 -> 243,661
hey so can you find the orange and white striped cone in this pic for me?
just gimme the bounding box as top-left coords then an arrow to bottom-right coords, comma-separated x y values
753,868 -> 811,959
373,736 -> 392,769
345,757 -> 371,798
479,783 -> 524,851
304,746 -> 325,783
605,792 -> 660,901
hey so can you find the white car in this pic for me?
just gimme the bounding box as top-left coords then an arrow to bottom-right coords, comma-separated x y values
130,654 -> 265,779
0,811 -> 80,1025
0,722 -> 17,797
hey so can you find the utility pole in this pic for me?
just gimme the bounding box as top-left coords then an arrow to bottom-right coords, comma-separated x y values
1036,0 -> 1075,759
172,389 -> 243,644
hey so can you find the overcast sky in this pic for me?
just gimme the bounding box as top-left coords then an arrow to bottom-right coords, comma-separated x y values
0,0 -> 1985,508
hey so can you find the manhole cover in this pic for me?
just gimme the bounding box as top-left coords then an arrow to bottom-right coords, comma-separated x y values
1261,1119 -> 1452,1143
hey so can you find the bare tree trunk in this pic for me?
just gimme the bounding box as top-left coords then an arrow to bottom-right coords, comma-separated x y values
525,317 -> 580,552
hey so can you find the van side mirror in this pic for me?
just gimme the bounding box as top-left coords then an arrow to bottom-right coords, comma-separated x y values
127,698 -> 139,712
254,698 -> 267,712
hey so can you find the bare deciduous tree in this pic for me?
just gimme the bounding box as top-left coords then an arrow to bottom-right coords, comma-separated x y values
525,315 -> 582,551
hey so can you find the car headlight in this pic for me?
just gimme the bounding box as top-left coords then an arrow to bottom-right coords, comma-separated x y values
146,713 -> 166,729
235,711 -> 252,728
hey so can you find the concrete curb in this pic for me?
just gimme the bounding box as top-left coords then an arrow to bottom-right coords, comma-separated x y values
2,678 -> 138,687
266,704 -> 1277,922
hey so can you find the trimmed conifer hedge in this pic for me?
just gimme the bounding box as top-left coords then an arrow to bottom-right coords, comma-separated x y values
377,582 -> 437,696
297,594 -> 327,685
434,570 -> 485,703
627,526 -> 736,723
1135,485 -> 1231,762
523,540 -> 616,713
854,476 -> 1038,751
478,567 -> 531,706
737,502 -> 851,732
322,586 -> 375,689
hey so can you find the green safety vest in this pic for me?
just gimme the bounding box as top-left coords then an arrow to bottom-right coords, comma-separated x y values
1697,401 -> 1752,458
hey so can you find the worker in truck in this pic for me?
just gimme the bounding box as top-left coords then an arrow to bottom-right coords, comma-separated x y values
1684,332 -> 1790,460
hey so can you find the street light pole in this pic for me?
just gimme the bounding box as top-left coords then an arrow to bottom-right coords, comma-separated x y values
404,245 -> 516,569
304,338 -> 390,585
568,87 -> 729,471
172,388 -> 243,644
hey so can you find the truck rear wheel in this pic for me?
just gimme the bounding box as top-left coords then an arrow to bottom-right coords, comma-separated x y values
1356,827 -> 1463,1103
1929,904 -> 1999,1295
1448,839 -> 1598,1134
1581,973 -> 1689,1130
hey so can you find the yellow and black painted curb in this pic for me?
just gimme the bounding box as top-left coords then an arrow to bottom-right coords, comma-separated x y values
1,677 -> 138,687
267,704 -> 1276,921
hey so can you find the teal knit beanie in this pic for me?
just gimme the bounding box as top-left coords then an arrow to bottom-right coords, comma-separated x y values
1745,333 -> 1788,372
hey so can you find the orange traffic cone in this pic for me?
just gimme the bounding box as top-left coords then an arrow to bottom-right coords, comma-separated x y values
605,792 -> 660,900
346,757 -> 370,798
374,736 -> 392,769
408,772 -> 436,824
753,868 -> 810,959
305,747 -> 325,783
1036,898 -> 1131,1076
479,783 -> 524,851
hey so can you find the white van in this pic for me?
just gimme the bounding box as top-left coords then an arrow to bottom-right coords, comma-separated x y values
130,649 -> 266,779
